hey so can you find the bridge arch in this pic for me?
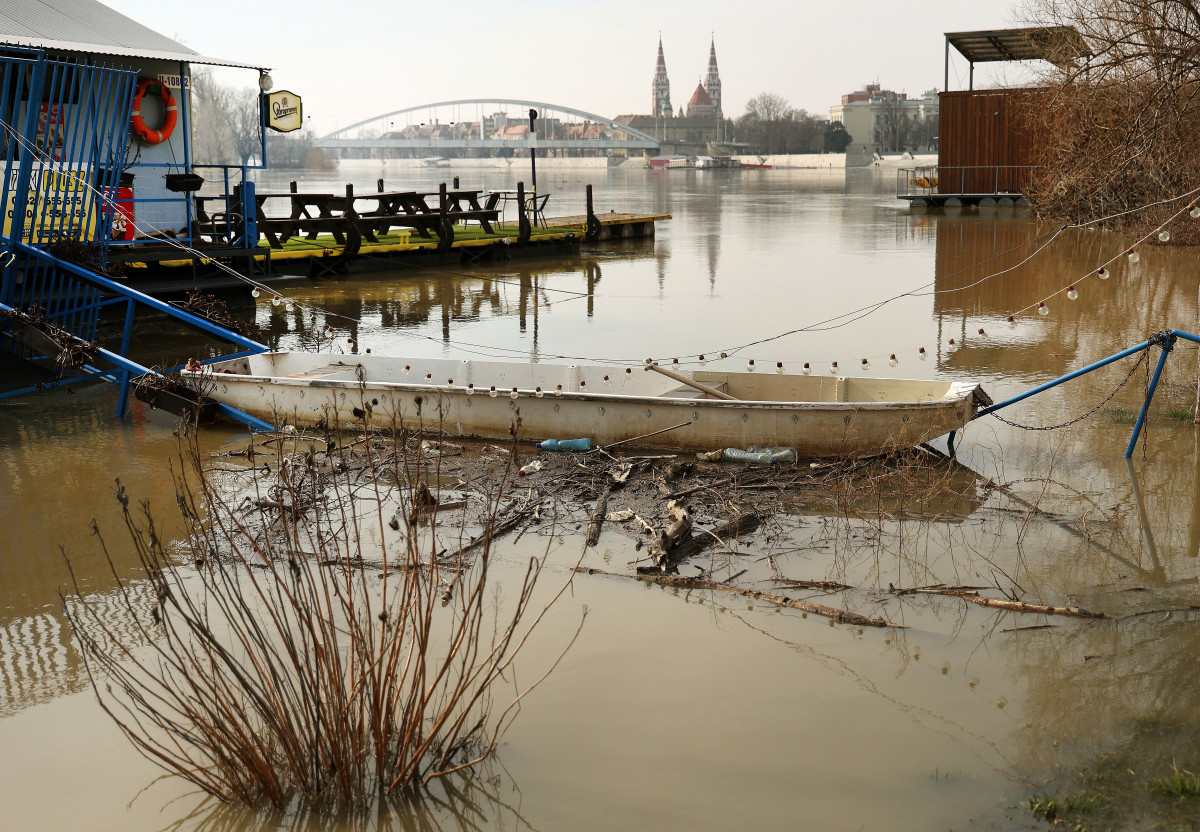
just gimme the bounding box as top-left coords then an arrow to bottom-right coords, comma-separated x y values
315,98 -> 660,154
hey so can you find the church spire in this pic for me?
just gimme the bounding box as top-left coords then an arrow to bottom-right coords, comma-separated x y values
704,37 -> 722,117
653,36 -> 672,117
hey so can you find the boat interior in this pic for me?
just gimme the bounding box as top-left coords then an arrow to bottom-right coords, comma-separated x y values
211,354 -> 962,405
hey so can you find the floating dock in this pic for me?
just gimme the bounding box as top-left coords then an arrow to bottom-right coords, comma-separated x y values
109,181 -> 670,286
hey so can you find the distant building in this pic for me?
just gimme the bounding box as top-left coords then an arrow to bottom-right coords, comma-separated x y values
620,37 -> 727,155
829,84 -> 939,155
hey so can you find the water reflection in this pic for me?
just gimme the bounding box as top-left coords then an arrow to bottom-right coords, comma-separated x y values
160,771 -> 540,832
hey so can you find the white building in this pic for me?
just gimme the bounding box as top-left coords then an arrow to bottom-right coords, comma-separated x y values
829,84 -> 939,156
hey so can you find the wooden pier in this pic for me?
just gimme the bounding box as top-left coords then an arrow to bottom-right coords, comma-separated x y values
110,181 -> 669,283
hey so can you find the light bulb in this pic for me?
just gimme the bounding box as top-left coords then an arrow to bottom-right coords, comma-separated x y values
1097,267 -> 1108,279
776,362 -> 784,374
447,379 -> 454,386
889,354 -> 898,367
579,380 -> 587,389
830,361 -> 839,375
467,384 -> 475,395
1128,249 -> 1140,264
489,386 -> 498,398
643,357 -> 653,366
271,296 -> 281,306
719,352 -> 727,359
977,328 -> 988,338
747,359 -> 755,372
285,301 -> 294,312
425,373 -> 432,381
603,375 -> 612,386
802,362 -> 811,375
258,72 -> 274,92
625,368 -> 633,378
1191,205 -> 1200,219
535,386 -> 544,397
402,365 -> 410,376
699,354 -> 707,365
861,358 -> 870,371
919,347 -> 927,360
555,385 -> 563,397
947,339 -> 957,352
510,387 -> 519,400
1159,230 -> 1171,242
1038,302 -> 1049,315
1007,315 -> 1016,328
1067,286 -> 1078,300
251,287 -> 260,298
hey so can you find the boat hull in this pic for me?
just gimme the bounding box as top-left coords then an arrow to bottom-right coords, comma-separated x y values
190,354 -> 988,458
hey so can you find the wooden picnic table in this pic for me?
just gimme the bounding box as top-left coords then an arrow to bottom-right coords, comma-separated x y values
192,185 -> 502,250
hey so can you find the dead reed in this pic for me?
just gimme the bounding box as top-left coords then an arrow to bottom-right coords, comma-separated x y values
62,422 -> 583,813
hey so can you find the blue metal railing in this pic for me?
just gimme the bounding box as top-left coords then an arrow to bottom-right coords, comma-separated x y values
974,330 -> 1189,459
0,49 -> 271,430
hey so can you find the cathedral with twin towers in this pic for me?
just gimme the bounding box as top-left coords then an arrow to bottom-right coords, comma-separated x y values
652,36 -> 722,119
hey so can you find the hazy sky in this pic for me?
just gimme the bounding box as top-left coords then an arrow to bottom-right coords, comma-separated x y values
104,0 -> 1036,135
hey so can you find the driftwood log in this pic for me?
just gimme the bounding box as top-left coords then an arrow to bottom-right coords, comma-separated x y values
903,588 -> 1108,619
585,487 -> 611,548
648,500 -> 693,570
577,567 -> 905,628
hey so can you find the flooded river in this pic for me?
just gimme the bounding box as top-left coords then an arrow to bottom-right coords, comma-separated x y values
4,163 -> 1200,830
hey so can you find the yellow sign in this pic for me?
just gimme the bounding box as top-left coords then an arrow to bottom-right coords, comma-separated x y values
3,165 -> 100,243
267,91 -> 303,133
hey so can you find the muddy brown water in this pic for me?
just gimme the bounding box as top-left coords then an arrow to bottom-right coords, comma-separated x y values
4,165 -> 1200,830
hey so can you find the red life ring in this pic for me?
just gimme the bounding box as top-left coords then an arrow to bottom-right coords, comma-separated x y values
130,78 -> 178,144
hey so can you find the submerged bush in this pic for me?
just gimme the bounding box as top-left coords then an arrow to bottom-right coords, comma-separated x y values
63,426 -> 582,812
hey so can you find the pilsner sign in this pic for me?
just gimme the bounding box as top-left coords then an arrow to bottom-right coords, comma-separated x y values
267,90 -> 302,133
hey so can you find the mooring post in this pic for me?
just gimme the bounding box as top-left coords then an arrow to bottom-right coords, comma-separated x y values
1126,336 -> 1175,458
453,176 -> 459,189
377,178 -> 384,192
289,180 -> 297,193
345,183 -> 356,218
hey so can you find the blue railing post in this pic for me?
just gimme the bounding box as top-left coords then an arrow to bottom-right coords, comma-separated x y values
1125,335 -> 1176,458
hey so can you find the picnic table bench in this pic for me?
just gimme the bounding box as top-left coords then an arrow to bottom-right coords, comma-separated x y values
194,185 -> 502,250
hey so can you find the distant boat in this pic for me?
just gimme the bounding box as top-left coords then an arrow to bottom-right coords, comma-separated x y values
647,156 -> 694,169
695,155 -> 741,169
188,352 -> 991,457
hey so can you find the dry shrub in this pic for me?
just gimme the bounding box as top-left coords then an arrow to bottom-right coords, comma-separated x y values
62,424 -> 582,814
1020,0 -> 1200,236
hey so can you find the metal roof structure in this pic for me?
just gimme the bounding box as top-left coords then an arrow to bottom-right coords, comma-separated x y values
944,26 -> 1090,90
0,0 -> 264,70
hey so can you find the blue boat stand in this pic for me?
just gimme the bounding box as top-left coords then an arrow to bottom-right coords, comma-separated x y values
972,330 -> 1192,458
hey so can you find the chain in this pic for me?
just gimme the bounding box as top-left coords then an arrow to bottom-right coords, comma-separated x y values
990,349 -> 1150,431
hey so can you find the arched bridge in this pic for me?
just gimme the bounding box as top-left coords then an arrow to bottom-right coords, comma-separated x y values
315,99 -> 660,156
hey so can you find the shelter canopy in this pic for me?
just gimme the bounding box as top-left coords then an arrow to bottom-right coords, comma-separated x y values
944,26 -> 1089,90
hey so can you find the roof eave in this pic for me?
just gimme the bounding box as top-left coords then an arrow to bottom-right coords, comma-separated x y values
2,37 -> 267,71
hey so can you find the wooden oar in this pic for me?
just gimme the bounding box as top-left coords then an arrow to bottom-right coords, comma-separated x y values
645,362 -> 739,401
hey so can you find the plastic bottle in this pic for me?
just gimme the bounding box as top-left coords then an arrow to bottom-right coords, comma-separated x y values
517,460 -> 544,476
748,445 -> 798,464
722,446 -> 797,464
539,438 -> 592,452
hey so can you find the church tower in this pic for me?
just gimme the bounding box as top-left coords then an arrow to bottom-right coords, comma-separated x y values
653,37 -> 673,117
704,38 -> 722,117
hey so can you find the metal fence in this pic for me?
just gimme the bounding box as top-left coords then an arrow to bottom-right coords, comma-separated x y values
898,165 -> 1038,198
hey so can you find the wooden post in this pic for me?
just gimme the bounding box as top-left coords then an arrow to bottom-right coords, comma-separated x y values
453,175 -> 460,189
586,183 -> 594,216
289,180 -> 297,193
377,178 -> 384,192
345,183 -> 356,218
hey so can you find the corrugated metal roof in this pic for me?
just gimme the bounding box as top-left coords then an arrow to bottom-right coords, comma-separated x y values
0,0 -> 264,70
946,27 -> 1090,66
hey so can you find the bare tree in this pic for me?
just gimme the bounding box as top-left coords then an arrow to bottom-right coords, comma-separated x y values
1020,0 -> 1200,234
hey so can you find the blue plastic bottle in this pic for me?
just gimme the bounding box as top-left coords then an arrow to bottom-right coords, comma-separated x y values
539,438 -> 592,452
